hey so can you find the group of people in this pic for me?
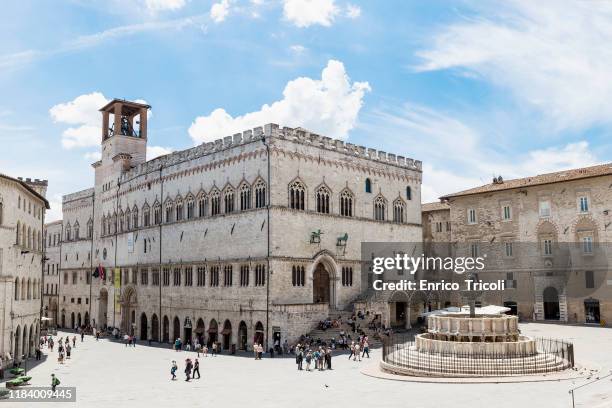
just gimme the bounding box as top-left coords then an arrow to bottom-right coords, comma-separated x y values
295,345 -> 333,371
170,358 -> 201,381
253,343 -> 265,359
123,334 -> 137,347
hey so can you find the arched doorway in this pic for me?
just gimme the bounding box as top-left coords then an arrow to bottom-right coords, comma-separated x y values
121,288 -> 137,335
183,317 -> 193,347
162,316 -> 169,343
77,313 -> 82,328
584,298 -> 600,324
254,321 -> 264,345
173,316 -> 180,342
98,288 -> 108,329
151,314 -> 159,342
195,319 -> 205,346
71,312 -> 75,329
238,321 -> 248,350
389,291 -> 410,328
14,326 -> 21,361
61,310 -> 66,328
84,312 -> 90,326
207,319 -> 218,347
313,263 -> 330,304
222,320 -> 232,350
543,287 -> 560,320
140,313 -> 148,341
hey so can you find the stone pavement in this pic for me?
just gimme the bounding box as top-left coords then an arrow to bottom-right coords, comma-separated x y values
5,323 -> 612,408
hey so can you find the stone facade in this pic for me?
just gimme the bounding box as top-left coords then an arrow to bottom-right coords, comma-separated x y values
0,174 -> 48,364
42,220 -> 61,327
50,99 -> 422,350
426,165 -> 612,326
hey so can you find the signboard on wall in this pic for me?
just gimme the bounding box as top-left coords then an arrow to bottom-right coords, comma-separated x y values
127,232 -> 134,253
114,268 -> 121,312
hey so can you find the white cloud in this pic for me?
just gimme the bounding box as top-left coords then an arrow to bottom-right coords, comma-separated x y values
1,15 -> 203,71
50,92 -> 109,149
188,59 -> 370,143
50,92 -> 108,126
416,0 -> 612,131
147,145 -> 174,159
345,4 -> 361,19
283,0 -> 339,27
145,0 -> 186,12
366,103 -> 600,202
210,0 -> 231,23
51,92 -> 152,150
289,44 -> 306,54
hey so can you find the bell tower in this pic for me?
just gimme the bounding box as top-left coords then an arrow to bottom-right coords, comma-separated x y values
100,99 -> 149,142
94,99 -> 151,187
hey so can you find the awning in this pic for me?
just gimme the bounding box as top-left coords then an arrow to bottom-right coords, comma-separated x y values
41,317 -> 53,321
221,328 -> 231,335
207,328 -> 217,333
195,327 -> 205,334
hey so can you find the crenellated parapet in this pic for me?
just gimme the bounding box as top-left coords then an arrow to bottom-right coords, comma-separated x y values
120,124 -> 421,183
62,188 -> 95,204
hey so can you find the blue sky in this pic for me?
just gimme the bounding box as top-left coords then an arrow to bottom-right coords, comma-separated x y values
1,0 -> 611,221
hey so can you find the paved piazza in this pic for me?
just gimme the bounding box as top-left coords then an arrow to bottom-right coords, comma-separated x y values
6,323 -> 610,408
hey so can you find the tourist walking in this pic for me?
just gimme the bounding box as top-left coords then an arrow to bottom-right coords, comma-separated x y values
193,358 -> 200,379
72,336 -> 76,347
81,332 -> 84,342
170,361 -> 177,380
211,342 -> 217,357
354,342 -> 361,361
296,349 -> 303,370
35,346 -> 42,361
184,358 -> 192,381
362,340 -> 370,358
202,344 -> 208,357
348,341 -> 355,360
305,351 -> 312,371
326,348 -> 332,370
51,374 -> 60,392
66,344 -> 71,359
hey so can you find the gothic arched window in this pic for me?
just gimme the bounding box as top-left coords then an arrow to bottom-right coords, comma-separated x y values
340,189 -> 353,217
254,179 -> 267,208
210,189 -> 221,216
374,196 -> 386,221
393,198 -> 405,223
289,180 -> 305,210
316,185 -> 331,214
240,183 -> 251,211
224,187 -> 235,213
365,178 -> 372,193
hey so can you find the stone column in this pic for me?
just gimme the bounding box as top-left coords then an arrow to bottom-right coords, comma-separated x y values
405,303 -> 412,329
139,107 -> 147,139
102,111 -> 109,140
113,103 -> 122,136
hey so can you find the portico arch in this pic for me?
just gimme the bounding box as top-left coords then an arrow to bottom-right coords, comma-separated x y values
310,252 -> 338,308
120,287 -> 137,335
98,288 -> 108,329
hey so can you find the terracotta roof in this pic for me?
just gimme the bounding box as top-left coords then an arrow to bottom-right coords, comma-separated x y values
422,201 -> 450,212
441,163 -> 612,199
0,173 -> 50,209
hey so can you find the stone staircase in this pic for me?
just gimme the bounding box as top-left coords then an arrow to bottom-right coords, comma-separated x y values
305,310 -> 384,349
